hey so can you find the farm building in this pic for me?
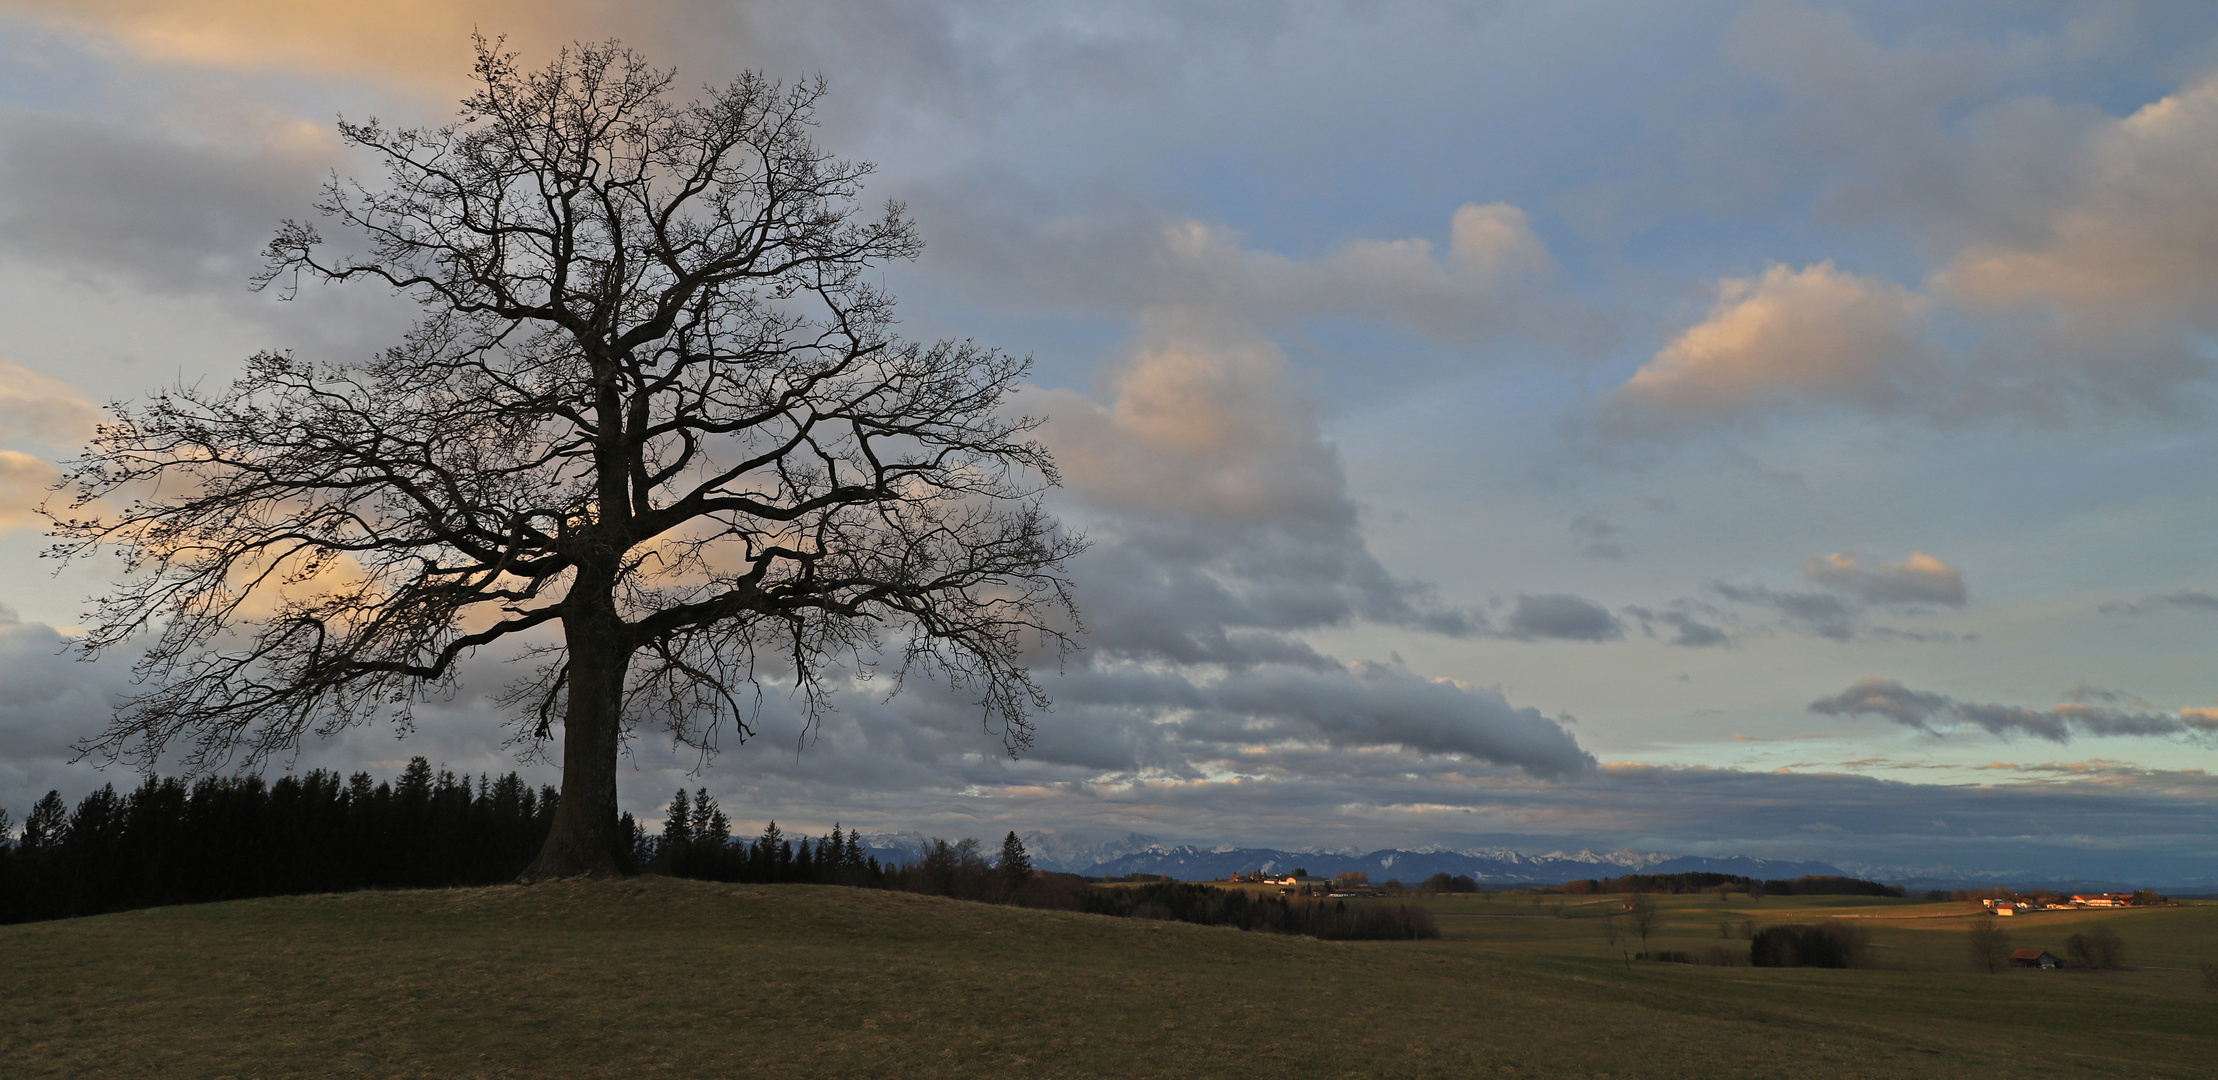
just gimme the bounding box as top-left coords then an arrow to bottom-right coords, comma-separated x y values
2009,949 -> 2062,969
2069,894 -> 2130,907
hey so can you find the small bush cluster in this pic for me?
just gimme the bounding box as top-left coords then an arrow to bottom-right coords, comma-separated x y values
1749,922 -> 1872,968
1418,871 -> 1480,893
2065,926 -> 2126,970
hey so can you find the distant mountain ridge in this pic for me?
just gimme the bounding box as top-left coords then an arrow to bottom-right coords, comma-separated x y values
849,830 -> 1844,885
1067,842 -> 1843,885
837,830 -> 2215,890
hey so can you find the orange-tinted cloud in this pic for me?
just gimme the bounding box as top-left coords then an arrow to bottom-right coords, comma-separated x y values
1613,262 -> 1927,419
1805,551 -> 1967,606
1938,73 -> 2218,319
0,450 -> 57,529
1036,331 -> 1344,526
0,1 -> 680,87
0,359 -> 101,449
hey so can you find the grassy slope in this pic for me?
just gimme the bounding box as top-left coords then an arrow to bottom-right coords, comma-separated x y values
1,880 -> 2210,1079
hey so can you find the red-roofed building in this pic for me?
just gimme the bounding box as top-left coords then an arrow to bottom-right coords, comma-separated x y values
2069,894 -> 2129,907
2010,949 -> 2062,969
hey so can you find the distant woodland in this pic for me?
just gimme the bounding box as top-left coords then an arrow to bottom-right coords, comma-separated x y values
1552,871 -> 1906,898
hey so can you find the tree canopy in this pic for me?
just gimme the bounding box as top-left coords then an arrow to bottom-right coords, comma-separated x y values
50,38 -> 1080,877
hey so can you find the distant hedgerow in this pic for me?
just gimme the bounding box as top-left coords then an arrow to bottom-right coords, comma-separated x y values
1077,882 -> 1438,940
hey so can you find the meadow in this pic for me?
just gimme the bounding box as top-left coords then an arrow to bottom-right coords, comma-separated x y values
2,878 -> 2210,1078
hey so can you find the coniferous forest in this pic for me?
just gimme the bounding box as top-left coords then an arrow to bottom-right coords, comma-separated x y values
0,759 -> 581,923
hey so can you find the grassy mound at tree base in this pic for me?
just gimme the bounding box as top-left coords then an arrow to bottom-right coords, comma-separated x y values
1,878 -> 2209,1079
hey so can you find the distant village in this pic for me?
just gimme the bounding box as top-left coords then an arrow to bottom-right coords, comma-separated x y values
1220,869 -> 1392,897
1977,891 -> 2158,915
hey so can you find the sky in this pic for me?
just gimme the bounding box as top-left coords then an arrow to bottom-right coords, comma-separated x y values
2,1 -> 2216,884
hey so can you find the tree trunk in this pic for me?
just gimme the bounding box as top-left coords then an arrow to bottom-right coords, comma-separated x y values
519,593 -> 632,881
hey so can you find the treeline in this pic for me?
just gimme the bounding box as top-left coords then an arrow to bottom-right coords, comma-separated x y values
1749,922 -> 1873,968
1419,872 -> 1481,893
0,759 -> 588,924
1077,881 -> 1439,940
1556,872 -> 1903,898
4,768 -> 1446,943
639,788 -> 887,887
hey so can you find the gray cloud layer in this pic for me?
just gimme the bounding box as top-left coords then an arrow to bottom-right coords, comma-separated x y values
2100,589 -> 2218,617
1504,593 -> 1623,643
1705,550 -> 1970,641
1811,678 -> 2218,743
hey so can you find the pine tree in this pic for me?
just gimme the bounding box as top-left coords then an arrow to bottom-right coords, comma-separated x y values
0,806 -> 14,924
690,790 -> 732,880
753,821 -> 783,884
998,831 -> 1032,900
23,791 -> 66,850
661,789 -> 692,874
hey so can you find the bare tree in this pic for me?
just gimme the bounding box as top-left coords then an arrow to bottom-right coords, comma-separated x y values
1966,912 -> 2012,973
1625,893 -> 1661,954
48,39 -> 1080,878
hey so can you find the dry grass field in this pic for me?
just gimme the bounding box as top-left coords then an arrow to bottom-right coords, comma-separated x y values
3,879 -> 2212,1078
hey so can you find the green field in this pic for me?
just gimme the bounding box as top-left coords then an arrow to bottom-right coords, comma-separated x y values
3,880 -> 2212,1078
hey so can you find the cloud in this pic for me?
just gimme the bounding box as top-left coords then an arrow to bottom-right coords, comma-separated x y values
1712,581 -> 1858,641
1611,262 -> 1929,421
1708,549 -> 1969,639
0,108 -> 335,292
1624,604 -> 1730,648
2100,589 -> 2218,617
1606,12 -> 2218,429
1568,513 -> 1629,560
1012,228 -> 1587,779
1811,677 -> 2218,743
1804,551 -> 1967,606
0,450 -> 58,529
1936,71 -> 2218,321
1807,678 -> 1954,727
1185,662 -> 1595,779
1035,333 -> 1342,528
0,359 -> 99,529
1504,593 -> 1622,643
1127,204 -> 1550,351
0,1 -> 630,86
0,605 -> 131,807
0,359 -> 102,448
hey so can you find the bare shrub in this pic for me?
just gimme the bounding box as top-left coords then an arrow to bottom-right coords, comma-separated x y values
1966,913 -> 2012,974
2066,925 -> 2126,970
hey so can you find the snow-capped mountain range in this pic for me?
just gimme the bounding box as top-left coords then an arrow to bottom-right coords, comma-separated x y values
850,830 -> 1844,885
